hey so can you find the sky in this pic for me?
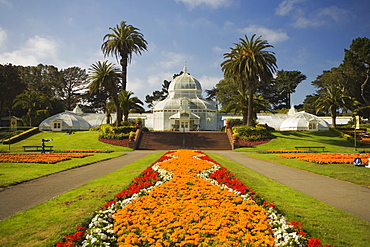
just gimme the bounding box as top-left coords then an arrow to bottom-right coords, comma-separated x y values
1,0 -> 369,109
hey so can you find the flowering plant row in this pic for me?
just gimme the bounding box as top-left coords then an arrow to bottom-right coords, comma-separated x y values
277,152 -> 370,164
259,150 -> 313,154
54,150 -> 114,153
57,150 -> 330,247
238,139 -> 271,147
361,138 -> 370,145
0,153 -> 93,164
99,138 -> 129,147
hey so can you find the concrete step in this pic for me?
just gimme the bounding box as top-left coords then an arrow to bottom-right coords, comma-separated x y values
138,131 -> 231,150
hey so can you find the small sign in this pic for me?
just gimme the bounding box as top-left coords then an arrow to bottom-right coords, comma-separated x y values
10,118 -> 17,130
355,115 -> 360,129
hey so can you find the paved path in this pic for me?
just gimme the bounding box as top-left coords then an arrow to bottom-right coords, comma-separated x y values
0,151 -> 158,221
209,151 -> 370,222
1,150 -> 369,222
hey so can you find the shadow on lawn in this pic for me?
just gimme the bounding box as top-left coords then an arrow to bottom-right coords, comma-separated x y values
273,131 -> 355,148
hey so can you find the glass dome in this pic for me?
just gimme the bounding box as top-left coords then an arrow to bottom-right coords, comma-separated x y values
167,65 -> 203,99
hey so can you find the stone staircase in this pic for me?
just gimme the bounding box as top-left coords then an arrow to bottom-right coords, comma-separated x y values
137,131 -> 232,150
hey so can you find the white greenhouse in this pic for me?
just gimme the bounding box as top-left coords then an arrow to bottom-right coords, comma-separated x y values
152,65 -> 218,131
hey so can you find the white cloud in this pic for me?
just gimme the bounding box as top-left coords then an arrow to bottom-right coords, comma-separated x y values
0,35 -> 59,66
292,6 -> 349,29
276,1 -> 350,29
317,6 -> 349,23
0,0 -> 12,7
198,75 -> 221,90
176,0 -> 231,9
276,0 -> 305,16
158,51 -> 188,70
212,46 -> 228,54
238,25 -> 289,43
0,28 -> 7,46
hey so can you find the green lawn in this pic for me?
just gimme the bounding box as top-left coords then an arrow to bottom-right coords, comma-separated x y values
235,131 -> 370,187
0,131 -> 132,187
0,130 -> 131,153
236,130 -> 358,153
0,153 -> 164,247
1,130 -> 369,246
0,152 -> 369,246
207,153 -> 370,247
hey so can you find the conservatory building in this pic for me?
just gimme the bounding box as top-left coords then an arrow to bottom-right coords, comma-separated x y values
152,66 -> 218,131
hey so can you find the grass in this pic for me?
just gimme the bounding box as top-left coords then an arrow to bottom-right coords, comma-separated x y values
236,131 -> 370,187
0,151 -> 369,246
0,130 -> 132,152
207,153 -> 370,247
236,130 -> 358,153
0,153 -> 164,246
1,130 -> 369,246
0,131 -> 132,187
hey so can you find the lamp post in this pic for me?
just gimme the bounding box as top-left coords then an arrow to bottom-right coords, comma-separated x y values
354,115 -> 359,151
8,110 -> 11,152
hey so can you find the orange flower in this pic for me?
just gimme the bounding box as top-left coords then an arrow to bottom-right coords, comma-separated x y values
114,150 -> 275,246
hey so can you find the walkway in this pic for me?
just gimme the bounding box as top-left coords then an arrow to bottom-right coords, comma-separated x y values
0,150 -> 369,222
0,151 -> 158,221
210,151 -> 370,222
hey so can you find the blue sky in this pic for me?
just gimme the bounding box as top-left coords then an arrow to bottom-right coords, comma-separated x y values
1,0 -> 369,109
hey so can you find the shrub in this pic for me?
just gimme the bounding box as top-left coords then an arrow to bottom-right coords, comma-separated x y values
232,125 -> 273,141
99,133 -> 129,140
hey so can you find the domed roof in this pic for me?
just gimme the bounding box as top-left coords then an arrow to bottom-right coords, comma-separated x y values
168,65 -> 202,98
39,112 -> 91,131
280,111 -> 329,131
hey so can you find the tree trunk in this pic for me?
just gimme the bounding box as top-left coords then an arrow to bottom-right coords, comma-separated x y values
112,95 -> 123,126
330,106 -> 337,128
286,92 -> 291,109
120,54 -> 128,91
247,88 -> 254,126
242,109 -> 247,125
361,68 -> 370,106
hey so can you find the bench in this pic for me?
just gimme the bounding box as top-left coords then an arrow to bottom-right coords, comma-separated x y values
23,146 -> 53,152
295,146 -> 325,152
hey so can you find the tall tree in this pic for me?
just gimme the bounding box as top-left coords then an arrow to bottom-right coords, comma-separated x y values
59,67 -> 88,110
314,85 -> 357,128
221,34 -> 277,126
88,61 -> 123,126
274,70 -> 306,108
13,90 -> 50,126
0,64 -> 24,120
18,64 -> 61,97
101,21 -> 148,91
145,79 -> 170,108
343,37 -> 370,106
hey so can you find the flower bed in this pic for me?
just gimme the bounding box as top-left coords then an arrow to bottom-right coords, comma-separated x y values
238,139 -> 271,147
99,138 -> 129,147
57,150 -> 330,246
259,150 -> 311,154
54,149 -> 114,153
277,152 -> 370,164
0,153 -> 94,164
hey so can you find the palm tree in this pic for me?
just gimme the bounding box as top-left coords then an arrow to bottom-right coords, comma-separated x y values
221,34 -> 277,126
314,85 -> 357,128
101,21 -> 148,91
225,90 -> 270,125
88,61 -> 123,126
118,90 -> 144,122
13,90 -> 49,126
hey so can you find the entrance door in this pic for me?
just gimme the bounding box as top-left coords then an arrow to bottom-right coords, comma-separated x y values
180,121 -> 189,132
